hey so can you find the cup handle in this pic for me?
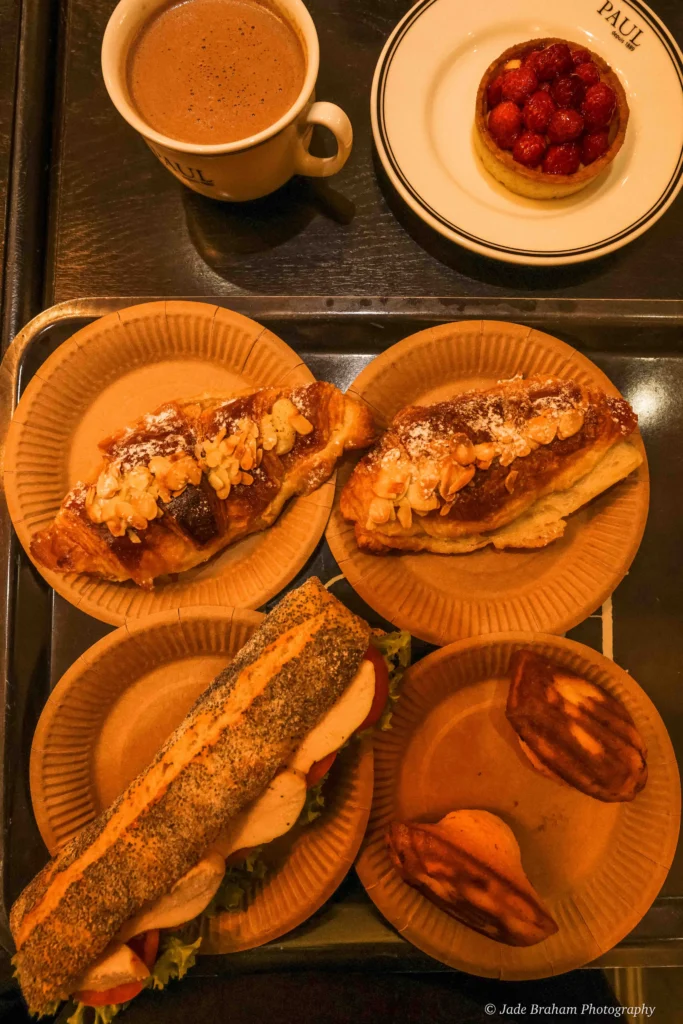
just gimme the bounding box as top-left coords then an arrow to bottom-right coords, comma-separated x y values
294,101 -> 353,178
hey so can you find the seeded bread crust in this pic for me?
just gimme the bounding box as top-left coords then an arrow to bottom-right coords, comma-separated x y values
11,578 -> 370,1015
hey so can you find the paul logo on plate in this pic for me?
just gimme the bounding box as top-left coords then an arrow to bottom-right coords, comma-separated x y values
597,2 -> 645,50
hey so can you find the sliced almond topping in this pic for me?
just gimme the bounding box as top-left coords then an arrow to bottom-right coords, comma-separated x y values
270,399 -> 299,454
259,414 -> 278,451
290,412 -> 313,435
438,463 -> 475,502
557,408 -> 585,439
148,455 -> 171,477
114,500 -> 135,520
505,469 -> 519,494
397,503 -> 413,529
407,480 -> 440,513
373,467 -> 411,501
453,437 -> 476,466
96,471 -> 119,500
241,472 -> 254,486
208,470 -> 225,493
136,494 -> 158,521
473,442 -> 497,464
526,416 -> 557,445
367,496 -> 394,525
129,513 -> 149,531
127,466 -> 152,491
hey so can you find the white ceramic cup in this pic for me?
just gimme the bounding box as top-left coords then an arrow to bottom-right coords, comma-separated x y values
102,0 -> 353,201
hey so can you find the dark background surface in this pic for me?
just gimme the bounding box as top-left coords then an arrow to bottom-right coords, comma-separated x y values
42,0 -> 683,307
0,0 -> 20,304
1,0 -> 683,1020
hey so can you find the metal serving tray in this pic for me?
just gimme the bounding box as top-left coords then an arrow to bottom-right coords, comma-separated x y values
1,296 -> 682,974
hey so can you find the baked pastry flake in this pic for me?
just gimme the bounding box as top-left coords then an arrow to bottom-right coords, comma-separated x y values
31,382 -> 375,587
340,374 -> 642,554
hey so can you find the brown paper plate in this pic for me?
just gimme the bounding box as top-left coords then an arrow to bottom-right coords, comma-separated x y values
30,605 -> 374,954
5,300 -> 335,625
356,633 -> 680,980
326,320 -> 649,645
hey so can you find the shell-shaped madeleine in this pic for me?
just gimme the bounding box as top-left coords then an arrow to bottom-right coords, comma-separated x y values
506,649 -> 647,802
386,810 -> 558,947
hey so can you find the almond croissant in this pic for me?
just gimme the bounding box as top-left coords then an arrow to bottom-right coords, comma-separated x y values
31,382 -> 374,588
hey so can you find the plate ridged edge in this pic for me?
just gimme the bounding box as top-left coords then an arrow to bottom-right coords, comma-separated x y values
356,632 -> 680,980
4,300 -> 336,624
326,320 -> 649,645
30,605 -> 265,853
29,604 -> 374,953
203,736 -> 373,954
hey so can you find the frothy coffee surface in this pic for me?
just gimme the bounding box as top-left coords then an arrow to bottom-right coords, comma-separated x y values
127,0 -> 306,145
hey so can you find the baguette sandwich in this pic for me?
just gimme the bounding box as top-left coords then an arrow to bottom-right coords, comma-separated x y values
12,579 -> 402,1019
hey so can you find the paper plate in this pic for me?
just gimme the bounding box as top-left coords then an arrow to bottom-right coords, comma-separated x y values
4,300 -> 335,625
30,606 -> 374,953
356,633 -> 680,979
372,0 -> 683,265
326,319 -> 649,646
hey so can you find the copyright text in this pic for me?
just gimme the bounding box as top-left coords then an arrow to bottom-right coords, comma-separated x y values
484,1006 -> 655,1018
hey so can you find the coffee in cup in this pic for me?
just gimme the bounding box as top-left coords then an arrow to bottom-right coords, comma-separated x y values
102,0 -> 353,201
128,0 -> 307,146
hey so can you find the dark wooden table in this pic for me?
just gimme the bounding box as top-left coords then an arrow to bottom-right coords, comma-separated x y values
3,0 -> 683,1020
0,0 -> 21,314
42,0 -> 683,306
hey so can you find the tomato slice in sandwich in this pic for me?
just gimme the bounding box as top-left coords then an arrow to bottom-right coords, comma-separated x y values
127,929 -> 160,970
306,751 -> 337,788
355,645 -> 390,732
75,980 -> 145,1007
76,930 -> 159,1007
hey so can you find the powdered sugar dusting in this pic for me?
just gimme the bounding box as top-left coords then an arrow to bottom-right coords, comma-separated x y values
367,375 -> 613,475
101,402 -> 195,470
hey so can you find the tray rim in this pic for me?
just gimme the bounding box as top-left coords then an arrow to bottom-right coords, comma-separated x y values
1,294 -> 683,968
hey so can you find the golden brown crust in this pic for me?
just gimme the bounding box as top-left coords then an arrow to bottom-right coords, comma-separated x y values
11,578 -> 370,1015
474,38 -> 630,200
340,375 -> 640,554
386,811 -> 558,946
506,649 -> 648,802
30,383 -> 375,588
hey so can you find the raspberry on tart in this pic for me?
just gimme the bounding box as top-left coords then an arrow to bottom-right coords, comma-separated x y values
474,38 -> 629,200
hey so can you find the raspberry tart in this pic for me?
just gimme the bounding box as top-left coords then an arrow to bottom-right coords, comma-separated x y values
474,38 -> 629,200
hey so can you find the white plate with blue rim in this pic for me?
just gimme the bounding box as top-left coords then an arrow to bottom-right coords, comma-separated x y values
371,0 -> 683,265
